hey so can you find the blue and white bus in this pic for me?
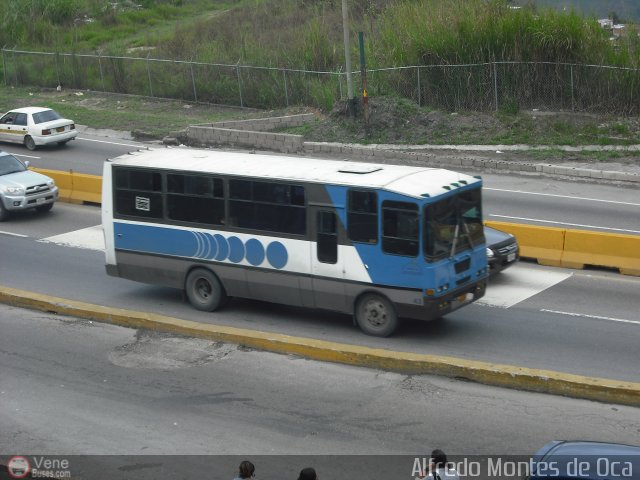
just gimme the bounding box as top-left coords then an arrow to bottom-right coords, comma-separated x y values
102,148 -> 487,336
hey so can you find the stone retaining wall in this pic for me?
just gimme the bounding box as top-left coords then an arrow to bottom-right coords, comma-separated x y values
187,114 -> 313,153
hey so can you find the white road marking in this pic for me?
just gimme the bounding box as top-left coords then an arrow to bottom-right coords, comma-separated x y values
486,188 -> 640,207
0,230 -> 29,238
541,309 -> 640,326
12,153 -> 41,160
478,264 -> 573,308
488,214 -> 640,234
77,137 -> 144,148
38,225 -> 105,251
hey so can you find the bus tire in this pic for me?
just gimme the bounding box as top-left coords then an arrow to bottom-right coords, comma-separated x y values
185,268 -> 227,312
24,136 -> 36,151
355,293 -> 398,337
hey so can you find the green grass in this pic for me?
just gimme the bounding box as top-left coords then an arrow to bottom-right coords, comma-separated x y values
0,86 -> 245,137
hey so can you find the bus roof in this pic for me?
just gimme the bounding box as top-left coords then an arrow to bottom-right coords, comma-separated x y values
109,148 -> 481,199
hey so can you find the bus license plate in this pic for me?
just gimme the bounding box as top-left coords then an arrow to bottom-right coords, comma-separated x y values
507,253 -> 516,262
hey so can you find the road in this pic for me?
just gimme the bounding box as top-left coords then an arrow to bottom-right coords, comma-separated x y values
1,135 -> 639,472
2,304 -> 638,466
1,203 -> 639,382
2,134 -> 639,235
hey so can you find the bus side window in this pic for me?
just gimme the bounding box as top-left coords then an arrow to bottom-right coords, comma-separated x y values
347,190 -> 378,244
113,168 -> 163,219
166,174 -> 225,225
229,179 -> 306,235
317,211 -> 337,263
382,201 -> 419,257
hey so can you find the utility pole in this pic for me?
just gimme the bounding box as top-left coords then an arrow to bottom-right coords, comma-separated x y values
342,0 -> 356,117
359,31 -> 369,129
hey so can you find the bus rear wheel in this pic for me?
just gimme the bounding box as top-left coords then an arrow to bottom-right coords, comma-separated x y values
185,268 -> 227,312
355,293 -> 398,337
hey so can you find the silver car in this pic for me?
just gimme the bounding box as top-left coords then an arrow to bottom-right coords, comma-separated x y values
0,151 -> 58,221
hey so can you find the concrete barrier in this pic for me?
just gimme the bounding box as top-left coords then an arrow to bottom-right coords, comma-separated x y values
32,168 -> 101,204
33,167 -> 74,202
485,220 -> 566,267
70,172 -> 102,204
562,229 -> 640,276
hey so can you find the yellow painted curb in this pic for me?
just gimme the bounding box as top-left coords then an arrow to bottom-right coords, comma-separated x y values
1,285 -> 639,407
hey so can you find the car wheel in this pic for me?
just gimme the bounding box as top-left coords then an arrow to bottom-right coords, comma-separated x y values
24,136 -> 36,151
355,293 -> 398,337
185,268 -> 226,312
36,202 -> 54,213
0,200 -> 7,222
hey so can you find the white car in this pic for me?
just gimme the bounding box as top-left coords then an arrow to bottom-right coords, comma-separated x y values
0,106 -> 77,150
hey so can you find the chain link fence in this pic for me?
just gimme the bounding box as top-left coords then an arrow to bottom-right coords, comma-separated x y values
3,48 -> 640,115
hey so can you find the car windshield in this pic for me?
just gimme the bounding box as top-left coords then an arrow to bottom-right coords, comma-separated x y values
32,109 -> 63,124
0,154 -> 27,176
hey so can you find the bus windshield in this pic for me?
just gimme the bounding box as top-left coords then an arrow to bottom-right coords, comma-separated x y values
423,188 -> 484,261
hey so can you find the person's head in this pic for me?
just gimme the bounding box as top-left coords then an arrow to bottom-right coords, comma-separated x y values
430,449 -> 448,469
238,460 -> 255,479
297,467 -> 317,480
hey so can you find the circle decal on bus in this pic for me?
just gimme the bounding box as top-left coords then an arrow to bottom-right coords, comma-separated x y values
227,236 -> 245,263
204,233 -> 218,259
245,238 -> 265,266
213,234 -> 229,261
266,241 -> 288,269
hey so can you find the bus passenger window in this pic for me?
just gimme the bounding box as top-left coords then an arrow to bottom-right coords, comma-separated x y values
113,168 -> 163,220
228,180 -> 306,235
382,201 -> 418,257
167,174 -> 224,225
347,190 -> 378,244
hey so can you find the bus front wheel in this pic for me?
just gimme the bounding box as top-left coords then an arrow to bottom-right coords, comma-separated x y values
185,268 -> 227,312
355,293 -> 398,337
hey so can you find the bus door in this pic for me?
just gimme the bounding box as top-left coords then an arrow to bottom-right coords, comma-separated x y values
310,208 -> 347,311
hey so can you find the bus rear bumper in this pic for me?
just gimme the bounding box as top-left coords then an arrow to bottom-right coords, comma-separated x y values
396,279 -> 487,321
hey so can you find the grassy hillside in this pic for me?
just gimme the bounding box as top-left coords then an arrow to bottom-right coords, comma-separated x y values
1,0 -> 637,68
2,0 -> 639,115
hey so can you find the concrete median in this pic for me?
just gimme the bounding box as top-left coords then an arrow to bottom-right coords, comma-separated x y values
32,168 -> 102,205
1,284 -> 639,407
562,229 -> 640,276
34,167 -> 75,202
484,220 -> 566,267
69,172 -> 102,204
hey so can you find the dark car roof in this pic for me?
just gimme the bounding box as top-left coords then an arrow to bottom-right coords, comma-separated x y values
531,441 -> 640,480
484,226 -> 514,244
